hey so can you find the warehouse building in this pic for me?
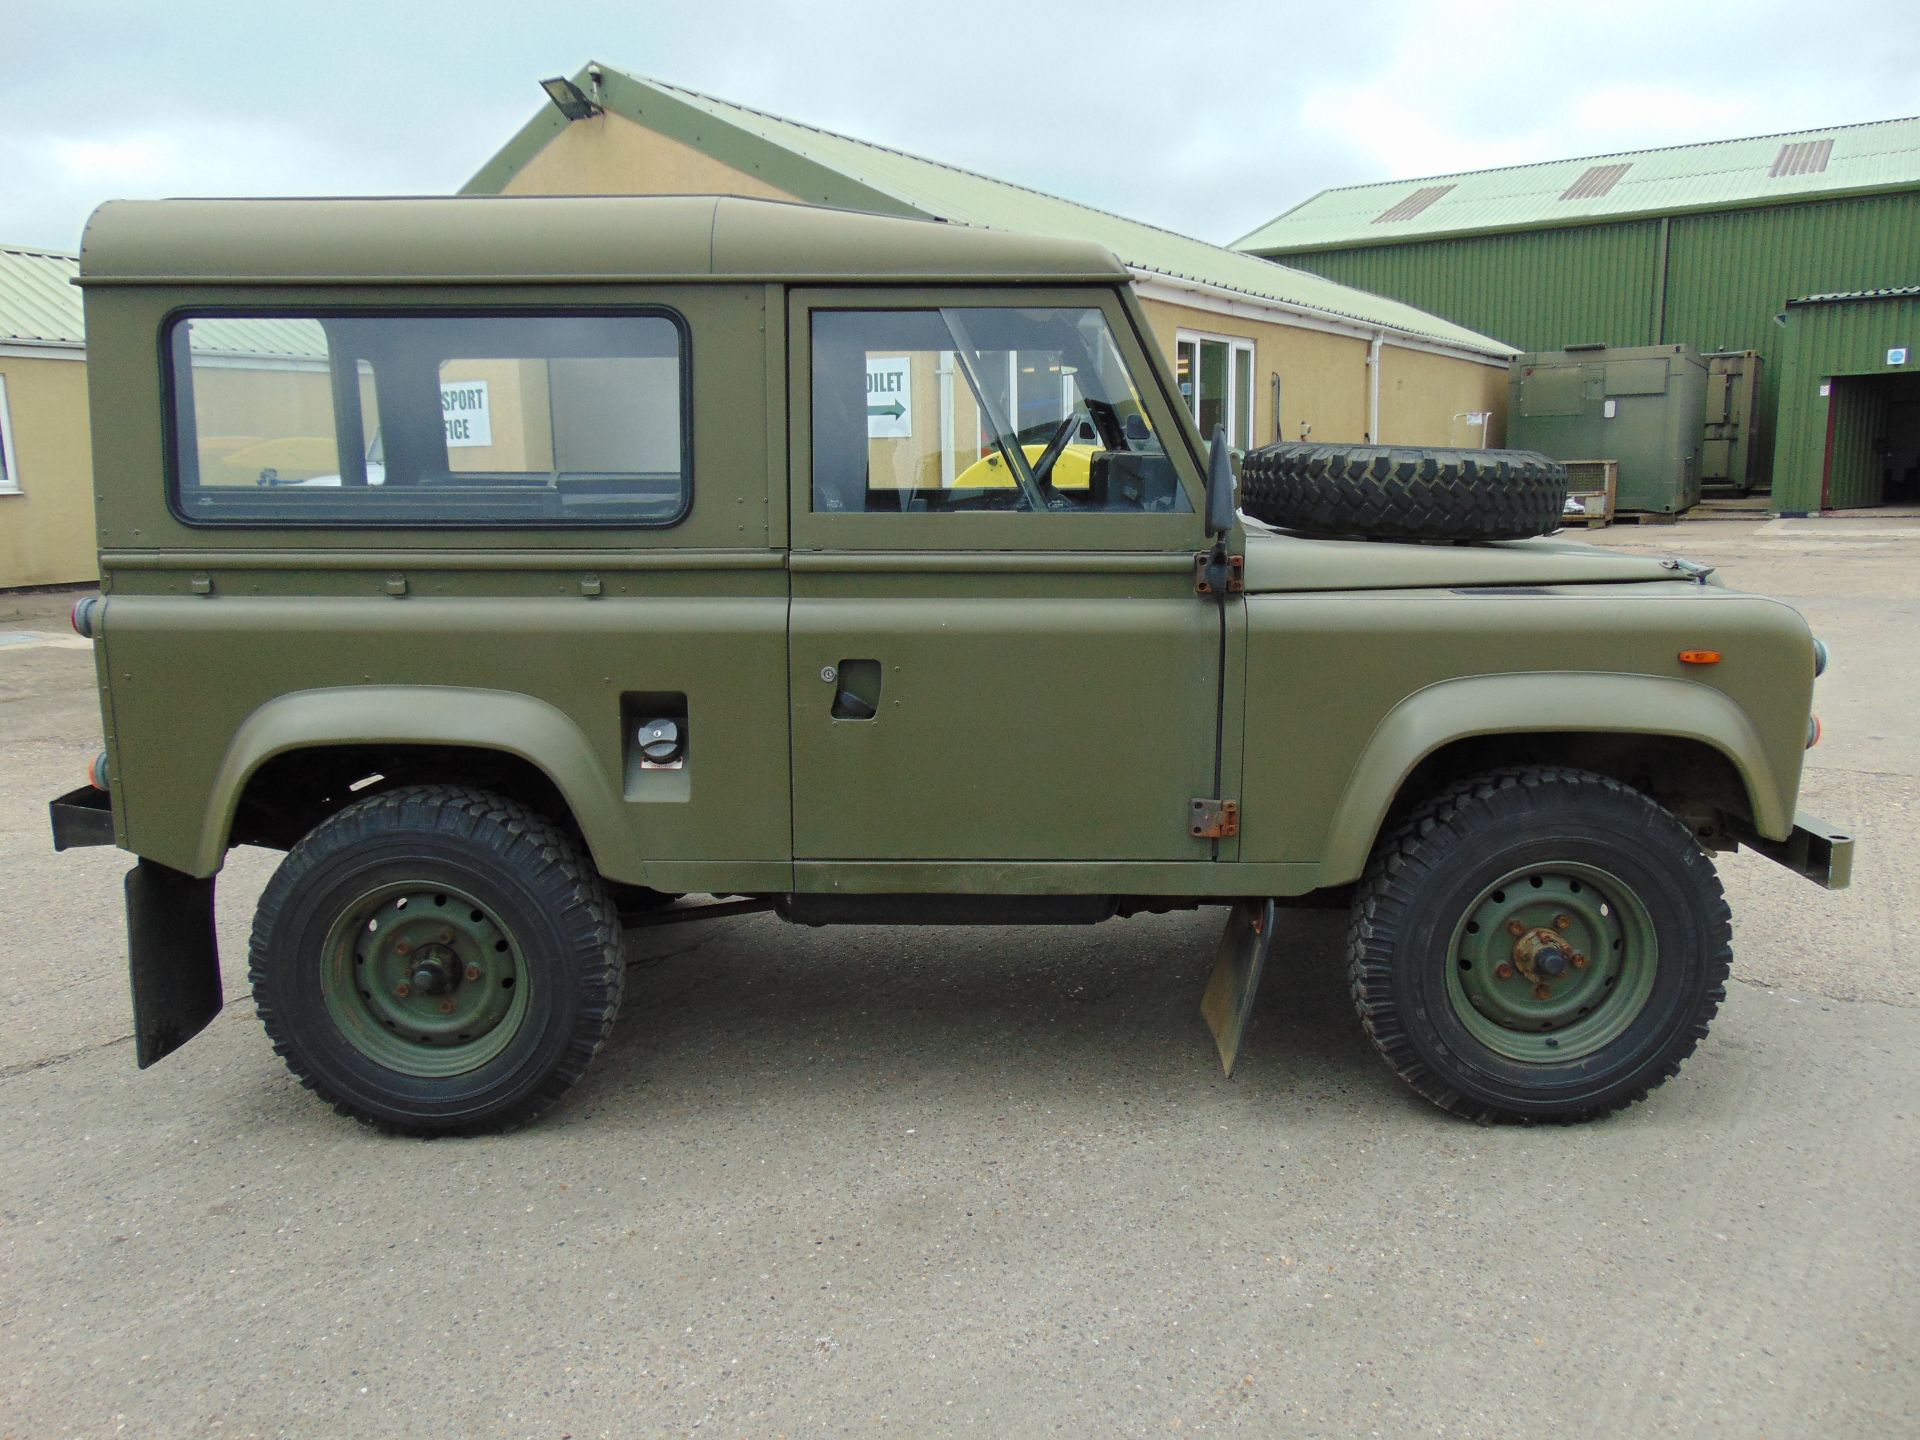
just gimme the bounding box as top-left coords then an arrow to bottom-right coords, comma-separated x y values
465,64 -> 1514,452
1234,118 -> 1920,512
0,245 -> 94,588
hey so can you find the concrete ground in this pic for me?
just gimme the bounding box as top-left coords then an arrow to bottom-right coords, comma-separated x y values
2,518 -> 1916,1438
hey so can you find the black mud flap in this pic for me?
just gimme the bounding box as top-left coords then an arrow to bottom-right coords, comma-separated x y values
125,860 -> 222,1068
1199,898 -> 1277,1078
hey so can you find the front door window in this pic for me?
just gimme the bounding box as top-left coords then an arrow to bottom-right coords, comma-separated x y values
810,307 -> 1190,515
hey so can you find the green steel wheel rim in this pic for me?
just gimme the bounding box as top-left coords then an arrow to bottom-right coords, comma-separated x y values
1444,862 -> 1658,1063
319,881 -> 529,1078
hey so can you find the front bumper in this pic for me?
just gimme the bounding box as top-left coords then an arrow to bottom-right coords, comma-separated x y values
49,785 -> 115,851
1735,812 -> 1854,890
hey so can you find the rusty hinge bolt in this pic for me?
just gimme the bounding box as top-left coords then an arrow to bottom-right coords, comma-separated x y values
1189,798 -> 1240,839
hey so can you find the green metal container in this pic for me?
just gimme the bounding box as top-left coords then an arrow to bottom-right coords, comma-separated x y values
1509,344 -> 1708,513
1703,350 -> 1765,495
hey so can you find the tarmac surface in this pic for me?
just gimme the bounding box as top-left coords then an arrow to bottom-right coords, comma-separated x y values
2,516 -> 1916,1437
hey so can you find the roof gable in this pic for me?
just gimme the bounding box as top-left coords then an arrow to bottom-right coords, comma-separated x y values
466,64 -> 1513,359
1235,114 -> 1920,253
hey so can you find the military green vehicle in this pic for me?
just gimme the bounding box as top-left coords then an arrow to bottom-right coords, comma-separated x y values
49,196 -> 1850,1134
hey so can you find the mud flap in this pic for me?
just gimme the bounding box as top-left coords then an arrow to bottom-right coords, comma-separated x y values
125,860 -> 222,1068
1200,898 -> 1277,1078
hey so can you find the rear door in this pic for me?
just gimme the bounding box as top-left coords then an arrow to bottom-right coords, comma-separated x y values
785,286 -> 1227,872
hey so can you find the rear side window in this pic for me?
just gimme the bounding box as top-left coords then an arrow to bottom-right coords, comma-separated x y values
167,312 -> 688,525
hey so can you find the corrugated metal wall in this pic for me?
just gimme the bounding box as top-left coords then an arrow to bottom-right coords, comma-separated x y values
1272,191 -> 1920,499
1284,222 -> 1660,353
1772,293 -> 1920,511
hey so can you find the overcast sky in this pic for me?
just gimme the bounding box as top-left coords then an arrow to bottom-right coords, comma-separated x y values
3,0 -> 1915,253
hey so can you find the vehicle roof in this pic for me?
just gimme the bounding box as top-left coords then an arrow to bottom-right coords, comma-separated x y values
77,194 -> 1134,287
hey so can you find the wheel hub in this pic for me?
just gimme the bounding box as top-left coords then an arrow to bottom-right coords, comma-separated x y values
321,883 -> 527,1078
1446,863 -> 1658,1063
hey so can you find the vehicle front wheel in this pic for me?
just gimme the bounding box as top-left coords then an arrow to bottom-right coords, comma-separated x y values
1348,767 -> 1732,1122
249,786 -> 624,1134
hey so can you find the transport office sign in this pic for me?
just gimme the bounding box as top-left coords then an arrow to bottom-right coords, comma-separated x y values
441,380 -> 493,448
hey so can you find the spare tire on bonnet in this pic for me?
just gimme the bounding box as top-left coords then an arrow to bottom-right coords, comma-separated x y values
1238,443 -> 1569,542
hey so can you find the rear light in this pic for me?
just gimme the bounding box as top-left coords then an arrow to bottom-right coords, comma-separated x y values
88,750 -> 111,790
1807,715 -> 1822,749
69,594 -> 100,639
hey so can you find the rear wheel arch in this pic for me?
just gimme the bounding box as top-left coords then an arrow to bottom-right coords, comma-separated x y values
198,686 -> 627,877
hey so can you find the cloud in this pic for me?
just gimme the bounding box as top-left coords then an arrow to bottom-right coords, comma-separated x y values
0,0 -> 1914,250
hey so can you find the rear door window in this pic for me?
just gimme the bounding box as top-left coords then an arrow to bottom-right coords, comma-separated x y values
168,312 -> 688,526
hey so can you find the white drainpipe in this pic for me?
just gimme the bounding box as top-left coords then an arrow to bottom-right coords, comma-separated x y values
1366,332 -> 1383,444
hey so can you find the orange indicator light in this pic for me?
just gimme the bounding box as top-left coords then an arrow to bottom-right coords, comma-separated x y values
1678,650 -> 1722,665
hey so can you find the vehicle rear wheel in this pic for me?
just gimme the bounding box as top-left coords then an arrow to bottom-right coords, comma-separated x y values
1348,767 -> 1731,1122
249,785 -> 623,1134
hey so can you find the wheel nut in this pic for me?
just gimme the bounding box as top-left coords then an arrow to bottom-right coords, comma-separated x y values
464,964 -> 481,982
438,930 -> 453,945
394,939 -> 412,956
1507,921 -> 1525,936
1554,914 -> 1572,931
438,999 -> 455,1013
395,982 -> 411,998
1495,963 -> 1515,980
1572,953 -> 1588,969
1534,983 -> 1553,1001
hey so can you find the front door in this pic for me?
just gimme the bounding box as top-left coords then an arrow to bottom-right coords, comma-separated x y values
786,287 -> 1228,872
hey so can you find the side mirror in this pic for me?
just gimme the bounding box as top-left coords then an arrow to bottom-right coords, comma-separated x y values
1205,426 -> 1237,538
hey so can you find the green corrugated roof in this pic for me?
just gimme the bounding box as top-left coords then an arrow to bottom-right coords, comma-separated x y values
1234,115 -> 1920,254
0,244 -> 323,358
466,65 -> 1513,359
0,245 -> 84,345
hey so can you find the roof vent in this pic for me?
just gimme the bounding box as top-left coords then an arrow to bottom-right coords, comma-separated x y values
1769,139 -> 1834,178
1559,163 -> 1631,200
1372,185 -> 1454,224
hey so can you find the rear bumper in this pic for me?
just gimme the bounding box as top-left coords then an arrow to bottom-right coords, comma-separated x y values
1735,812 -> 1854,890
49,785 -> 115,851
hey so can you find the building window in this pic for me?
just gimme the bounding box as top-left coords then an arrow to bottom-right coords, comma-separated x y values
0,375 -> 19,495
166,312 -> 689,527
1175,332 -> 1255,451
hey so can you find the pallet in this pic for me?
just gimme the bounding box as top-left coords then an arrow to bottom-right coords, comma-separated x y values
1562,460 -> 1618,529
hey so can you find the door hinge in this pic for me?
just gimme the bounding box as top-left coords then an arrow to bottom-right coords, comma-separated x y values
1189,797 -> 1240,839
1193,551 -> 1244,595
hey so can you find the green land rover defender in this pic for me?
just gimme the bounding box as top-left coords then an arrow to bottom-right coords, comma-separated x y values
49,195 -> 1850,1133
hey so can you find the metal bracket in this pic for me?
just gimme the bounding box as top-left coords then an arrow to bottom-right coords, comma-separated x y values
1189,797 -> 1240,839
1193,551 -> 1244,595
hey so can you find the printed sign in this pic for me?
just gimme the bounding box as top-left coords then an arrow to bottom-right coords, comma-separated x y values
441,380 -> 492,448
866,356 -> 912,438
1890,347 -> 1910,366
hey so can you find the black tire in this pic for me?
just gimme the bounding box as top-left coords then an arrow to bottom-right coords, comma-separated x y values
249,785 -> 624,1135
1348,767 -> 1731,1123
1240,443 -> 1568,541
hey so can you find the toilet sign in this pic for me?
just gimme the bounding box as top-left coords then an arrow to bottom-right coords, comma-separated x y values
866,356 -> 913,438
440,380 -> 492,448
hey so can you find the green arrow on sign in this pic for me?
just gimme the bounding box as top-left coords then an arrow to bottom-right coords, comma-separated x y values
867,401 -> 905,419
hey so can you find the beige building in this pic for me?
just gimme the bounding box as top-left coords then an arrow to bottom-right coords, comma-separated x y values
0,246 -> 94,588
467,65 -> 1515,452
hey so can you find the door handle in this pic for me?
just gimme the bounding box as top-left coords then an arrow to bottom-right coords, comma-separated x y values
828,658 -> 883,720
